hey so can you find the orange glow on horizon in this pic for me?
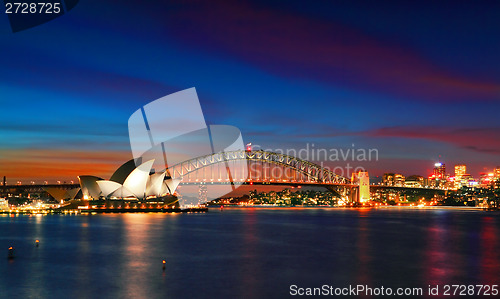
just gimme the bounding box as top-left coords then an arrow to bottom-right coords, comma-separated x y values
0,148 -> 132,182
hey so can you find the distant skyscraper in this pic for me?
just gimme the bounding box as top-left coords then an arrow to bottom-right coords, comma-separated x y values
453,164 -> 467,190
455,164 -> 466,178
494,167 -> 500,179
433,163 -> 446,179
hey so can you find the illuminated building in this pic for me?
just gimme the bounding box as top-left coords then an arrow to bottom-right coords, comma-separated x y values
495,167 -> 500,179
382,173 -> 394,186
405,175 -> 424,188
198,184 -> 208,203
78,158 -> 181,200
479,172 -> 495,188
394,174 -> 405,187
433,163 -> 446,179
427,162 -> 447,188
382,173 -> 404,186
404,181 -> 421,188
0,198 -> 8,211
453,164 -> 467,189
454,164 -> 466,178
43,187 -> 80,202
352,171 -> 370,203
77,176 -> 102,200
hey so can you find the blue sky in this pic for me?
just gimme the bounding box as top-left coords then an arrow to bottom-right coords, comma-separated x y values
1,0 -> 499,181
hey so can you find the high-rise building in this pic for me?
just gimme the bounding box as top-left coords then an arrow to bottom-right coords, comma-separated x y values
455,164 -> 466,178
479,173 -> 495,188
433,163 -> 446,179
494,167 -> 500,179
453,164 -> 467,190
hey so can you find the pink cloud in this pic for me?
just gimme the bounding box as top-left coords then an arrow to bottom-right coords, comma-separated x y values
165,0 -> 500,101
367,126 -> 500,154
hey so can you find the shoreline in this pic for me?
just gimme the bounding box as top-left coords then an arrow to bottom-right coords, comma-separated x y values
210,205 -> 496,211
0,207 -> 208,215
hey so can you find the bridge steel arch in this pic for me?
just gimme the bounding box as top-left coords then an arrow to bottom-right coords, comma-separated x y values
167,150 -> 351,185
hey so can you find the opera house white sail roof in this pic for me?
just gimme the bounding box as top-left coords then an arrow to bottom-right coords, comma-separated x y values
78,158 -> 181,200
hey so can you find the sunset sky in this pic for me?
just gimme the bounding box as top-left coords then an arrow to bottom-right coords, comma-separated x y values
1,0 -> 500,183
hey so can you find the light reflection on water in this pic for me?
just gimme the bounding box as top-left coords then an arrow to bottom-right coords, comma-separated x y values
0,208 -> 499,298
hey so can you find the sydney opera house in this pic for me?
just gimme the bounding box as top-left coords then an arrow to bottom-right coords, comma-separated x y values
78,158 -> 181,201
44,158 -> 181,207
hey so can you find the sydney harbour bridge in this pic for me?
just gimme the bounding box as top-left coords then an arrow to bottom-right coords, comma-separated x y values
4,150 -> 444,204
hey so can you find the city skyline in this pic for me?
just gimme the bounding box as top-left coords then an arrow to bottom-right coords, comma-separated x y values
1,1 -> 500,182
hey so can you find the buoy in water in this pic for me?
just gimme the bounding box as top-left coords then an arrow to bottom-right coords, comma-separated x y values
162,260 -> 166,270
35,240 -> 39,247
8,247 -> 14,259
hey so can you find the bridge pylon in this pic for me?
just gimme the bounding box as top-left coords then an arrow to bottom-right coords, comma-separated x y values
351,171 -> 370,203
348,186 -> 359,204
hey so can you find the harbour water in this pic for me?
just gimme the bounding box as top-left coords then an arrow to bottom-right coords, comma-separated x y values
0,208 -> 499,298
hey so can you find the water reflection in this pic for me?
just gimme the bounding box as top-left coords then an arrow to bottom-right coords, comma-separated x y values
425,212 -> 452,285
240,208 -> 258,298
480,216 -> 499,284
355,209 -> 371,285
122,214 -> 153,299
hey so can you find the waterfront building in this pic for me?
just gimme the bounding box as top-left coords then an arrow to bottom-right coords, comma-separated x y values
44,186 -> 81,202
352,171 -> 370,203
0,198 -> 8,211
394,174 -> 405,187
77,158 -> 181,200
405,175 -> 424,188
382,173 -> 394,186
382,173 -> 404,186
